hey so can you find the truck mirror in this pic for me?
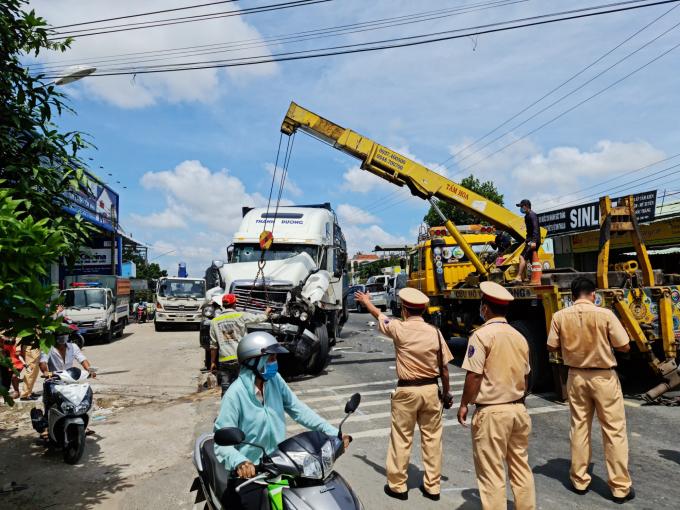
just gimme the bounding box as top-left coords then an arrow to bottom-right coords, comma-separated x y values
226,245 -> 234,262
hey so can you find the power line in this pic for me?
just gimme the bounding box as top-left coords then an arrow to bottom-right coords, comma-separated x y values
41,0 -> 680,79
50,0 -> 332,40
35,1 -> 525,73
51,0 -> 240,29
436,1 -> 680,175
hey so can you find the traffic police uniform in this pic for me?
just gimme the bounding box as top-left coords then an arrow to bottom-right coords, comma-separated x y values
462,282 -> 535,510
547,299 -> 632,499
378,288 -> 453,496
209,296 -> 269,396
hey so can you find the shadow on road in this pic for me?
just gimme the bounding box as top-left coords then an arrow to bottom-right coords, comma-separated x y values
0,427 -> 132,508
532,457 -> 610,499
659,449 -> 680,465
453,488 -> 516,510
353,453 -> 449,490
331,357 -> 395,366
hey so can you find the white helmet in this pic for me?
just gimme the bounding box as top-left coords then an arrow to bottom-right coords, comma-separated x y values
237,331 -> 288,364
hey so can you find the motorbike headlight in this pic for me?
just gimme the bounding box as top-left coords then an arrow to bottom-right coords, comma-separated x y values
286,451 -> 324,480
61,401 -> 76,414
202,307 -> 214,318
321,440 -> 334,475
299,312 -> 309,322
292,309 -> 301,318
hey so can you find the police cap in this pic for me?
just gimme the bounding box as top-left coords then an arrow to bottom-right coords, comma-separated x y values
398,288 -> 429,309
480,281 -> 514,305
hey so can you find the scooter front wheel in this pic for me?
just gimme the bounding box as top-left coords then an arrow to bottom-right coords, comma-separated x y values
63,423 -> 86,464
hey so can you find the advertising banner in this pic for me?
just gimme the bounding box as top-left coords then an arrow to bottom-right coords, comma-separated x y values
63,170 -> 119,231
538,191 -> 657,237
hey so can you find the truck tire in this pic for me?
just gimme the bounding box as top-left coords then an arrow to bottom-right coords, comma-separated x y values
103,325 -> 113,344
510,319 -> 551,392
154,320 -> 164,332
307,324 -> 330,375
114,319 -> 125,338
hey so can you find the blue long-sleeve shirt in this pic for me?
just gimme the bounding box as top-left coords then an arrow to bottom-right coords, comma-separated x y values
214,368 -> 339,471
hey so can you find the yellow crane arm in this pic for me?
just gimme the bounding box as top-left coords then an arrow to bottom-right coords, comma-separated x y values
281,102 -> 547,276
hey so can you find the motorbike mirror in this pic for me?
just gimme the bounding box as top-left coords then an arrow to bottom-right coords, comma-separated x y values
344,393 -> 361,414
214,427 -> 246,446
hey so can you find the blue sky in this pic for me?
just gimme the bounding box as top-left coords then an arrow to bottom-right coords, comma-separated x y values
30,0 -> 680,274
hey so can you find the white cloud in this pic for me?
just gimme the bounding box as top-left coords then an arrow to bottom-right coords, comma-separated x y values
30,0 -> 277,108
337,204 -> 380,225
129,209 -> 187,230
343,224 -> 409,257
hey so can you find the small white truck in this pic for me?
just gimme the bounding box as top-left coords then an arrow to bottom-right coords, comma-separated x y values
154,277 -> 207,331
61,275 -> 131,344
203,203 -> 348,375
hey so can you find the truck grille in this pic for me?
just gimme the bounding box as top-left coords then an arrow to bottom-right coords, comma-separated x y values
162,304 -> 200,312
232,285 -> 290,312
77,321 -> 95,328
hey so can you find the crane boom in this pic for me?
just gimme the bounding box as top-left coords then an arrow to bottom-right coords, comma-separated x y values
281,102 -> 547,277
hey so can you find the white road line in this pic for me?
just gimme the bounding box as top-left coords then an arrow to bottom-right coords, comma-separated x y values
349,405 -> 568,439
300,379 -> 466,404
292,373 -> 465,395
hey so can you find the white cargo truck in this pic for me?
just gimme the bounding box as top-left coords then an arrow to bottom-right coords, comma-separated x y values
61,275 -> 130,344
154,277 -> 206,331
203,203 -> 348,375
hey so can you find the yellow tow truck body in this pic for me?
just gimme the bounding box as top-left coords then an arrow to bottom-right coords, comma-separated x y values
280,102 -> 680,400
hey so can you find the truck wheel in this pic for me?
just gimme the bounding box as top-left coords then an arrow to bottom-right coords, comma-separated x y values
307,324 -> 330,375
510,320 -> 551,392
103,326 -> 113,344
154,321 -> 164,332
114,319 -> 124,338
356,303 -> 364,313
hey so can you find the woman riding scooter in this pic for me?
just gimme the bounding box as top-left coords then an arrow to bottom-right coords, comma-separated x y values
214,331 -> 351,509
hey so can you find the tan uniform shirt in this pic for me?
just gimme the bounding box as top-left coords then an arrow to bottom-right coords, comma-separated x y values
547,298 -> 629,369
378,314 -> 453,381
462,318 -> 530,405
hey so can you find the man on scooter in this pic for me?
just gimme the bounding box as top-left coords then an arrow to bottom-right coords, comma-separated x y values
214,331 -> 351,507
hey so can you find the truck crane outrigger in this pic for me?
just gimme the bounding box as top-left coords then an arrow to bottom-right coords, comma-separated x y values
280,101 -> 680,401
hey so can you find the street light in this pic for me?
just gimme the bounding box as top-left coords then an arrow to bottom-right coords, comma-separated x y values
54,65 -> 96,85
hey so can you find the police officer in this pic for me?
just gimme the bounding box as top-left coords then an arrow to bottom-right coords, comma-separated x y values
209,294 -> 271,396
458,281 -> 535,510
355,287 -> 453,501
547,277 -> 634,503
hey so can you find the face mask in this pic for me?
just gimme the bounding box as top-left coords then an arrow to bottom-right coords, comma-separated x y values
257,356 -> 278,381
519,207 -> 525,214
56,335 -> 68,345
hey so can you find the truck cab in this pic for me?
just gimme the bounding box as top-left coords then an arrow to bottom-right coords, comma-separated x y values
208,203 -> 348,375
154,277 -> 207,331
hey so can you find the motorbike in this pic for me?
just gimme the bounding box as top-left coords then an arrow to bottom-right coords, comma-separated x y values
30,367 -> 94,464
191,393 -> 364,509
137,303 -> 148,323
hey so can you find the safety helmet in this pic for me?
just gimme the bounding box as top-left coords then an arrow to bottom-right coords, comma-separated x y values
237,331 -> 289,364
222,294 -> 237,307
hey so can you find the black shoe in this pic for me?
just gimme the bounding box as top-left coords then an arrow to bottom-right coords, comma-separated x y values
384,484 -> 408,501
19,395 -> 38,401
613,487 -> 636,504
419,484 -> 440,501
570,485 -> 589,496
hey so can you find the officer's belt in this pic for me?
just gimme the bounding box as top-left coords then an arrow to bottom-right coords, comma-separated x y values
397,377 -> 438,387
568,366 -> 614,371
475,397 -> 525,409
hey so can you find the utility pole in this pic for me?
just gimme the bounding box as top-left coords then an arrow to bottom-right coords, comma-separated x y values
110,205 -> 117,275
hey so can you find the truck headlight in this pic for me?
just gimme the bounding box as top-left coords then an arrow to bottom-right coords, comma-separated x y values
202,307 -> 214,318
93,319 -> 106,328
299,312 -> 308,322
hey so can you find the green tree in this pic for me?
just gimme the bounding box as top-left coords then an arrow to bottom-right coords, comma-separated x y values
423,174 -> 504,226
1,0 -> 92,402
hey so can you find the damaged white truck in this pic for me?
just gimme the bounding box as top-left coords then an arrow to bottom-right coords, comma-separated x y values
203,203 -> 348,375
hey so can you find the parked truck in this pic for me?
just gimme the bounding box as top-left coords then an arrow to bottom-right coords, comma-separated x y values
61,275 -> 130,344
203,203 -> 349,375
280,102 -> 680,401
154,277 -> 206,331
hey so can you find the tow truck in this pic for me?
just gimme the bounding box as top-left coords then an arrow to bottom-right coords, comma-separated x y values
280,102 -> 680,400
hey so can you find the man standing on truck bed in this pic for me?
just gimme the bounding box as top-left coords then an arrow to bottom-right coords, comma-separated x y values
209,294 -> 272,396
547,277 -> 634,504
513,199 -> 540,284
355,287 -> 453,502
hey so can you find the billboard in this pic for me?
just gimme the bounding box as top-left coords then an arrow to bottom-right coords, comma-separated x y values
538,191 -> 657,237
63,170 -> 119,232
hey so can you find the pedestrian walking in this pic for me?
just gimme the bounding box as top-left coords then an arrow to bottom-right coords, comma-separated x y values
547,276 -> 634,503
19,342 -> 41,401
209,294 -> 272,396
355,287 -> 453,501
458,281 -> 535,510
1,332 -> 24,400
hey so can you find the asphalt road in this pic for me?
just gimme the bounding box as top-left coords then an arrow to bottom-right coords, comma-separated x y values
1,313 -> 679,509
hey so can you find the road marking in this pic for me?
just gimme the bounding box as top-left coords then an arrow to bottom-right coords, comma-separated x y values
300,378 -> 467,403
624,400 -> 643,408
349,405 -> 568,439
292,373 -> 465,395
